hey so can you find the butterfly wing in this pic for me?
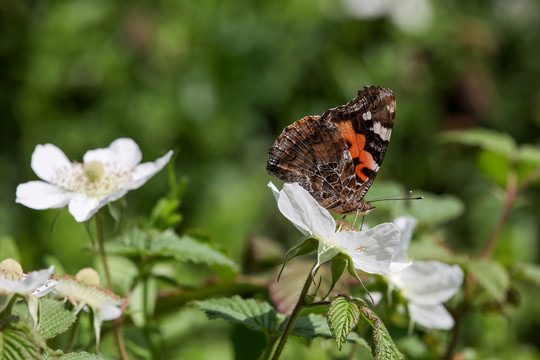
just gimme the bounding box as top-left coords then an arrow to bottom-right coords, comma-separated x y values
267,115 -> 356,211
322,86 -> 395,203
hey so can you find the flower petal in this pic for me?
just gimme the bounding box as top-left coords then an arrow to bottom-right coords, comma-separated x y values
16,181 -> 72,210
314,240 -> 341,274
335,223 -> 400,275
392,216 -> 417,262
388,261 -> 412,274
68,194 -> 101,222
391,261 -> 463,305
83,138 -> 142,170
125,150 -> 173,190
0,266 -> 54,294
30,144 -> 71,183
408,302 -> 455,330
272,182 -> 336,238
100,304 -> 122,321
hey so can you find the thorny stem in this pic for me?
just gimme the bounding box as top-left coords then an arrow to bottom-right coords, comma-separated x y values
270,264 -> 315,360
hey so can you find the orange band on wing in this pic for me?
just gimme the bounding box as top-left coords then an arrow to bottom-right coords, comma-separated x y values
337,122 -> 375,182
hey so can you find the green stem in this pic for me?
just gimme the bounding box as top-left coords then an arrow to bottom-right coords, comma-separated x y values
95,214 -> 112,290
270,264 -> 314,360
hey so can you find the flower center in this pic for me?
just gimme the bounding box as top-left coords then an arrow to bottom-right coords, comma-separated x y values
53,161 -> 134,199
0,258 -> 24,281
83,161 -> 105,182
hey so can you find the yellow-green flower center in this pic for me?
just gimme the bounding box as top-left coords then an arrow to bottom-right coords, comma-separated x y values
75,268 -> 101,286
0,258 -> 24,281
83,161 -> 105,182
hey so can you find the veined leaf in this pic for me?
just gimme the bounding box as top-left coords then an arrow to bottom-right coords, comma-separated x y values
106,228 -> 237,270
291,313 -> 369,349
195,296 -> 279,334
0,317 -> 44,360
39,299 -> 77,339
326,295 -> 360,350
43,351 -> 100,360
360,306 -> 404,360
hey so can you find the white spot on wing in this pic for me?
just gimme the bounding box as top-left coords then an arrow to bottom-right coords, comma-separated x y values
362,111 -> 372,121
372,122 -> 392,141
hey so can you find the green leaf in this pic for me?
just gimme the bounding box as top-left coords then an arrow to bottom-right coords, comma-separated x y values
0,317 -> 45,360
291,313 -> 369,349
38,299 -> 77,339
326,295 -> 360,350
327,256 -> 347,297
517,144 -> 540,166
441,128 -> 517,158
106,228 -> 237,270
408,192 -> 465,225
43,351 -> 100,360
513,262 -> 540,287
359,306 -> 404,360
467,260 -> 510,303
194,296 -> 279,334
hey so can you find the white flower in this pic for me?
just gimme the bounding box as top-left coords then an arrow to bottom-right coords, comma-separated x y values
16,138 -> 173,222
387,216 -> 464,330
0,258 -> 56,326
54,268 -> 122,348
269,182 -> 401,276
342,0 -> 433,34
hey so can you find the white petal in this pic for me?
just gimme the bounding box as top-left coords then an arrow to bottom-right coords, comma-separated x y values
30,144 -> 71,183
125,150 -> 173,190
392,261 -> 463,305
68,194 -> 101,222
274,182 -> 336,238
388,261 -> 412,274
408,302 -> 455,330
0,266 -> 54,294
21,266 -> 55,293
83,138 -> 142,170
335,223 -> 400,274
28,295 -> 40,326
100,304 -> 122,321
16,181 -> 72,210
268,181 -> 280,202
33,279 -> 57,298
392,216 -> 417,262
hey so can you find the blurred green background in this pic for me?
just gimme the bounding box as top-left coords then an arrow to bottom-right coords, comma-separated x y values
1,0 -> 540,357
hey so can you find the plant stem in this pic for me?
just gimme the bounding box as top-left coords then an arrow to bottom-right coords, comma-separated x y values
480,169 -> 517,259
95,213 -> 128,359
95,214 -> 112,289
270,265 -> 314,360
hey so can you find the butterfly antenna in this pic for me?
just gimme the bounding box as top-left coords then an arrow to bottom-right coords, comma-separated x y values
368,191 -> 423,203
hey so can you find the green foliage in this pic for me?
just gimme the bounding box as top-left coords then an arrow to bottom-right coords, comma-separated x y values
359,306 -> 405,360
326,295 -> 360,350
467,260 -> 510,304
0,317 -> 44,360
194,296 -> 280,334
106,228 -> 237,270
38,299 -> 77,340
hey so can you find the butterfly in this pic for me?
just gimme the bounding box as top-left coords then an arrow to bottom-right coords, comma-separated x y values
267,86 -> 395,215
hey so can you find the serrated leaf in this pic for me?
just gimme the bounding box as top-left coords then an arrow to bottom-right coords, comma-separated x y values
43,351 -> 100,360
0,317 -> 44,360
327,295 -> 360,350
467,260 -> 510,303
38,299 -> 77,339
441,128 -> 517,158
195,296 -> 279,334
408,192 -> 465,225
106,229 -> 237,270
291,313 -> 369,349
360,306 -> 404,360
